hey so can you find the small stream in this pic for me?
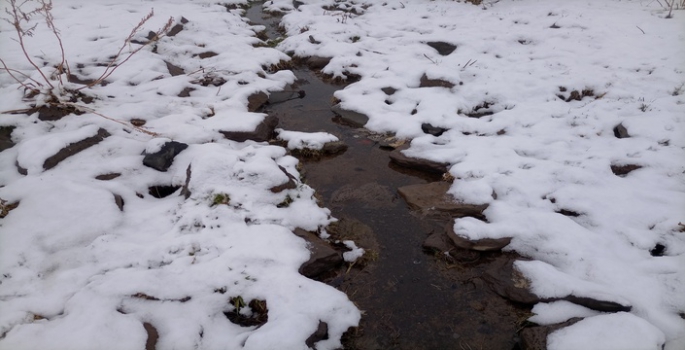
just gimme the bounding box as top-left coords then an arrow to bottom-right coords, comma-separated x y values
247,5 -> 528,349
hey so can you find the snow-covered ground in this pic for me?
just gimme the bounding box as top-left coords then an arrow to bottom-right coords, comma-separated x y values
1,0 -> 684,349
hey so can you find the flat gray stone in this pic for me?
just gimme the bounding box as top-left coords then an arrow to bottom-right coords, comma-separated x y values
331,104 -> 369,128
294,228 -> 343,278
398,182 -> 487,218
446,223 -> 512,251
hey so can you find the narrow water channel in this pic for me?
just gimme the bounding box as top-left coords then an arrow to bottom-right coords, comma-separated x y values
246,5 -> 528,349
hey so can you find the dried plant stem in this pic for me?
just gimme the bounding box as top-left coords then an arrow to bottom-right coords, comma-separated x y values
62,103 -> 160,136
78,11 -> 173,90
4,0 -> 54,89
0,58 -> 42,92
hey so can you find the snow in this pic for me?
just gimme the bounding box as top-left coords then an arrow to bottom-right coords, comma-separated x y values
276,128 -> 339,150
548,312 -> 666,350
1,0 -> 684,349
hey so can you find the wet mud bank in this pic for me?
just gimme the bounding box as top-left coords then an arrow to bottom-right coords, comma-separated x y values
246,4 -> 531,349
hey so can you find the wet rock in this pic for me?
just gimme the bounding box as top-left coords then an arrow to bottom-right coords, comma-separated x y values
143,141 -> 189,172
180,164 -> 193,199
421,123 -> 448,136
483,257 -> 540,304
426,41 -> 457,56
221,115 -> 278,142
446,223 -> 512,251
305,321 -> 329,348
610,163 -> 641,176
0,126 -> 15,152
247,91 -> 269,112
519,318 -> 583,350
321,140 -> 348,155
389,146 -> 449,174
398,182 -> 488,218
613,123 -> 630,138
267,85 -> 305,104
164,61 -> 185,76
306,56 -> 332,69
293,228 -> 343,278
422,230 -> 454,253
43,128 -> 111,171
96,173 -> 121,180
331,104 -> 369,128
563,295 -> 631,313
419,74 -> 455,89
270,166 -> 298,193
113,194 -> 125,211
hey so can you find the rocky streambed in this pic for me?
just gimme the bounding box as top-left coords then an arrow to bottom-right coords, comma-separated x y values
244,5 -> 533,349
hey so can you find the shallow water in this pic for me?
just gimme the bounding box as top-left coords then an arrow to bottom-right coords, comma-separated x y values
247,5 -> 528,349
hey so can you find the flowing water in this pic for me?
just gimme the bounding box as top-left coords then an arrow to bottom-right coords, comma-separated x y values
246,5 -> 529,349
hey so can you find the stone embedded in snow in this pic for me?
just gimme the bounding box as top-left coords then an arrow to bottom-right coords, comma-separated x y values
0,126 -> 15,152
305,321 -> 329,348
113,194 -> 125,211
247,91 -> 269,112
221,115 -> 279,142
398,182 -> 487,218
446,223 -> 512,251
419,73 -> 455,89
43,128 -> 111,171
484,257 -> 541,305
270,165 -> 298,193
421,123 -> 448,137
426,41 -> 457,56
294,228 -> 343,278
180,164 -> 192,199
563,295 -> 631,313
142,141 -> 189,172
95,173 -> 121,181
331,104 -> 369,128
519,318 -> 583,350
613,123 -> 630,138
164,61 -> 185,76
381,87 -> 397,95
610,163 -> 642,177
389,145 -> 449,174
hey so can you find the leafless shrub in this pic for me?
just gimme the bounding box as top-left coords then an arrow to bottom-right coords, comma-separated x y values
0,0 -> 172,99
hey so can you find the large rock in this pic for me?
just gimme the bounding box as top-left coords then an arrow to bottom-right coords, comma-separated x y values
398,182 -> 488,218
294,228 -> 343,278
221,115 -> 278,142
43,128 -> 110,170
331,104 -> 369,128
142,141 -> 188,172
446,223 -> 512,251
389,145 -> 449,174
483,257 -> 541,305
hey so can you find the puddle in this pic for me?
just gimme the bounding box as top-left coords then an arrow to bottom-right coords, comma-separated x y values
247,4 -> 529,349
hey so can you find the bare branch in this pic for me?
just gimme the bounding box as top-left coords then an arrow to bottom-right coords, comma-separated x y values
0,57 -> 42,93
78,11 -> 174,90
